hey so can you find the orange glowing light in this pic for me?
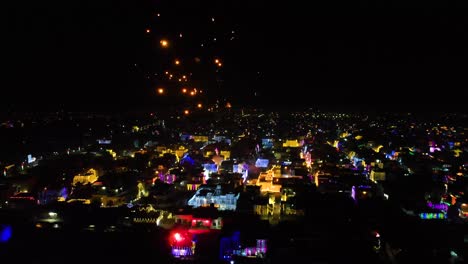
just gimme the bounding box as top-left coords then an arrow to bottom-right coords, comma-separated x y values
184,110 -> 190,115
215,59 -> 220,64
197,103 -> 203,108
175,59 -> 180,65
160,39 -> 169,48
190,91 -> 195,96
157,88 -> 164,94
182,88 -> 187,93
217,62 -> 222,67
146,29 -> 151,33
226,102 -> 232,108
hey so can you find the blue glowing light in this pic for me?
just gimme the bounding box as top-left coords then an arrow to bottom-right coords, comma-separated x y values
0,225 -> 13,243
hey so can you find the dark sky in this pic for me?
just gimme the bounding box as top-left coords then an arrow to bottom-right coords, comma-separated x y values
4,0 -> 468,112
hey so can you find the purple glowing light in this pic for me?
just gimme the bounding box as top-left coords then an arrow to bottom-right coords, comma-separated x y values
427,201 -> 448,211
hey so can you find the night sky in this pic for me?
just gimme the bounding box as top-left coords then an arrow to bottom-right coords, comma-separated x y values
4,0 -> 468,112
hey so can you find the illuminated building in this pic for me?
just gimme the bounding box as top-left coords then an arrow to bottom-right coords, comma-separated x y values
97,195 -> 127,207
460,203 -> 468,217
220,231 -> 268,261
169,229 -> 197,259
37,187 -> 68,205
351,185 -> 375,201
34,211 -> 63,229
72,168 -> 99,186
419,212 -> 447,220
192,135 -> 209,142
370,169 -> 386,182
282,139 -> 302,148
255,158 -> 269,168
261,138 -> 274,149
186,175 -> 204,191
427,201 -> 449,212
220,150 -> 231,160
173,211 -> 223,233
154,173 -> 176,184
174,146 -> 188,159
7,192 -> 37,209
187,185 -> 239,211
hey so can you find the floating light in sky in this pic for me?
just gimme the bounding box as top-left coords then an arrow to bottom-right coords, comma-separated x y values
157,13 -> 161,17
211,17 -> 215,22
146,29 -> 151,33
160,39 -> 169,48
179,33 -> 183,38
157,88 -> 164,94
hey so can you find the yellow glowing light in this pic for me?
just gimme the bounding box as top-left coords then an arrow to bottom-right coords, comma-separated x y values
175,59 -> 180,65
184,110 -> 190,115
157,88 -> 164,94
197,103 -> 202,108
160,39 -> 169,48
